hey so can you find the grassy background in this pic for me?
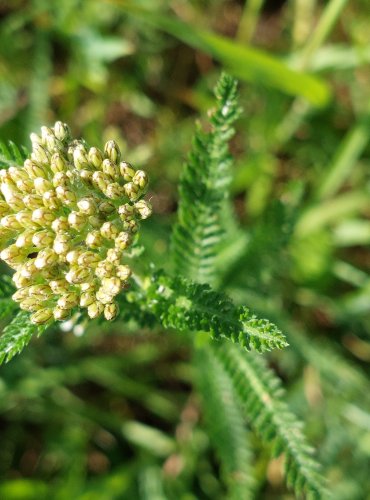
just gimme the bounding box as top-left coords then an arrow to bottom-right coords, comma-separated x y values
0,0 -> 370,498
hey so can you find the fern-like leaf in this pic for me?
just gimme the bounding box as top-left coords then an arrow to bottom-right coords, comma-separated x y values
127,271 -> 288,353
196,347 -> 256,499
171,73 -> 241,284
214,343 -> 327,499
0,141 -> 28,168
0,275 -> 17,320
0,311 -> 49,364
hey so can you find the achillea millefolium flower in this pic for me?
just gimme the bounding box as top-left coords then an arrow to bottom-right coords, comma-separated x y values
0,122 -> 152,324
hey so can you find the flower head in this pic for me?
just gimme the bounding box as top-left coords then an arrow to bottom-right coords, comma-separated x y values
0,122 -> 152,324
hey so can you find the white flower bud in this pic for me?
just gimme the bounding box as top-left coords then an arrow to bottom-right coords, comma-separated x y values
30,308 -> 54,324
51,216 -> 69,233
105,182 -> 124,200
100,221 -> 119,240
53,233 -> 71,255
23,194 -> 44,210
68,211 -> 87,230
101,276 -> 122,296
54,121 -> 70,142
104,140 -> 121,163
134,200 -> 152,220
50,153 -> 67,173
32,208 -> 55,226
102,159 -> 119,180
87,301 -> 104,319
34,177 -> 53,195
119,162 -> 136,181
79,291 -> 96,307
31,143 -> 50,165
16,229 -> 35,248
1,214 -> 23,230
43,191 -> 61,210
77,197 -> 97,215
54,306 -> 71,321
85,230 -> 103,249
73,146 -> 89,170
77,251 -> 100,267
123,182 -> 140,201
24,159 -> 48,179
115,231 -> 132,250
132,170 -> 148,190
88,147 -> 103,168
57,292 -> 79,309
106,248 -> 122,264
104,302 -> 118,321
35,248 -> 58,269
116,264 -> 131,281
65,265 -> 92,284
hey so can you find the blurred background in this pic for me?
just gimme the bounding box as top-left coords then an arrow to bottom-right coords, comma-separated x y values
0,0 -> 370,498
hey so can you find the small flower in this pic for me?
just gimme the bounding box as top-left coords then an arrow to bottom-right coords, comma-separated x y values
0,121 -> 151,324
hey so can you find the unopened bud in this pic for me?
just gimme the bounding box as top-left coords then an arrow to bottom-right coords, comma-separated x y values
106,248 -> 122,265
54,306 -> 71,321
35,248 -> 58,269
43,191 -> 61,210
118,203 -> 135,221
23,194 -> 44,210
30,308 -> 54,324
51,153 -> 67,173
1,214 -> 23,230
85,230 -> 103,249
51,216 -> 69,233
98,201 -> 115,214
24,159 -> 48,179
87,301 -> 104,319
73,146 -> 89,170
80,291 -> 96,307
65,265 -> 92,284
57,292 -> 79,309
95,261 -> 115,279
115,231 -> 132,250
68,211 -> 87,230
104,140 -> 121,163
31,143 -> 50,165
102,159 -> 119,180
34,177 -> 53,195
101,276 -> 122,296
49,279 -> 69,294
105,182 -> 124,200
53,233 -> 71,255
88,147 -> 103,168
124,182 -> 140,201
54,121 -> 70,142
32,208 -> 55,226
92,171 -> 110,192
100,221 -> 119,240
134,200 -> 152,220
104,302 -> 119,321
16,229 -> 35,248
77,197 -> 97,215
133,170 -> 148,190
116,265 -> 131,281
55,186 -> 77,206
119,162 -> 135,181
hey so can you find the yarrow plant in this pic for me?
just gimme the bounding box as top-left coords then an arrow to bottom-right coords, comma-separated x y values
0,122 -> 152,324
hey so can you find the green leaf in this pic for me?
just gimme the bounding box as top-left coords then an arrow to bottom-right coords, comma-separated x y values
215,343 -> 327,499
122,5 -> 330,106
129,271 -> 288,353
0,311 -> 49,364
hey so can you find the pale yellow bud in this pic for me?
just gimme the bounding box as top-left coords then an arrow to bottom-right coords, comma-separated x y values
132,170 -> 148,190
118,203 -> 135,221
35,248 -> 58,269
85,230 -> 103,249
116,264 -> 131,281
104,302 -> 119,321
34,177 -> 53,195
104,140 -> 121,164
95,289 -> 114,305
30,132 -> 42,145
43,190 -> 61,210
24,159 -> 48,179
134,200 -> 152,220
65,265 -> 92,284
8,167 -> 29,184
1,214 -> 23,230
57,292 -> 79,309
95,261 -> 115,279
20,297 -> 41,312
79,169 -> 93,183
0,201 -> 10,217
6,193 -> 25,211
88,147 -> 103,168
0,244 -> 22,262
53,172 -> 69,188
54,121 -> 70,142
49,279 -> 69,294
101,276 -> 122,296
54,306 -> 71,321
53,233 -> 71,255
66,249 -> 84,264
77,251 -> 101,267
102,159 -> 119,180
50,153 -> 67,173
79,291 -> 96,307
16,210 -> 38,229
51,216 -> 69,233
98,201 -> 115,215
100,221 -> 120,240
119,162 -> 136,181
55,186 -> 77,206
23,194 -> 44,210
73,146 -> 89,170
32,208 -> 55,226
12,287 -> 30,302
13,271 -> 32,288
124,182 -> 140,201
92,171 -> 111,192
16,229 -> 35,248
88,215 -> 104,229
28,284 -> 52,299
77,197 -> 97,215
115,231 -> 132,250
105,182 -> 124,200
20,260 -> 37,279
106,248 -> 122,265
16,177 -> 34,192
80,281 -> 97,292
68,211 -> 87,230
123,219 -> 139,234
32,229 -> 54,248
31,143 -> 50,165
30,308 -> 54,324
87,301 -> 104,319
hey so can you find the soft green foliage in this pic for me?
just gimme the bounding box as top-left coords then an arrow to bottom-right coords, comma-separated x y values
128,271 -> 288,353
214,344 -> 326,499
196,347 -> 256,499
0,311 -> 48,364
171,73 -> 240,284
0,1 -> 370,498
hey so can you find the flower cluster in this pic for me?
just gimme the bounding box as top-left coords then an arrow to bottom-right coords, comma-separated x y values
0,122 -> 152,324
